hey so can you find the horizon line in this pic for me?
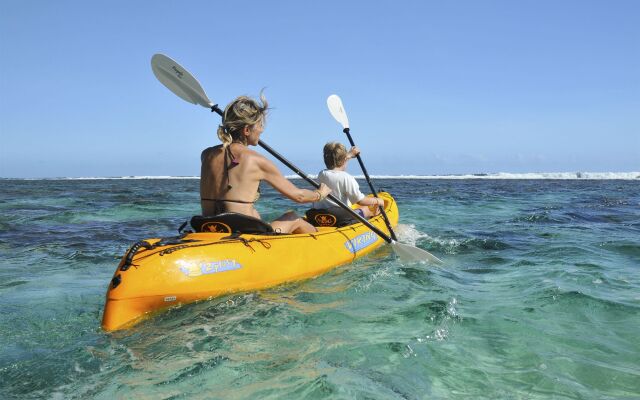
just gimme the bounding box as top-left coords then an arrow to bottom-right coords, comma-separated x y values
2,171 -> 639,181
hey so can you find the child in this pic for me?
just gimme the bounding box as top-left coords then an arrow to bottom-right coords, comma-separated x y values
313,142 -> 384,219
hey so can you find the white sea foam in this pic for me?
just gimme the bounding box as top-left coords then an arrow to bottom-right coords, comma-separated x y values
394,223 -> 431,246
395,224 -> 461,254
287,171 -> 640,180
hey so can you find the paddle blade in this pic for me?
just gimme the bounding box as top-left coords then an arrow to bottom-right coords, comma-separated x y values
391,241 -> 443,264
151,54 -> 213,108
327,94 -> 349,129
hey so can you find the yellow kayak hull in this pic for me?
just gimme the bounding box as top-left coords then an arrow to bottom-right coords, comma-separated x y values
101,192 -> 398,331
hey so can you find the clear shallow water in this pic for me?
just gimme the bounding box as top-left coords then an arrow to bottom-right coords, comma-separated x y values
1,179 -> 639,399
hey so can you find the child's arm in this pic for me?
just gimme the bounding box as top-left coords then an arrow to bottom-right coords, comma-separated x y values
357,197 -> 384,207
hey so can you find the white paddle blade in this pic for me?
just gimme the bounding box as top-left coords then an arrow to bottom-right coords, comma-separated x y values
327,94 -> 350,129
391,241 -> 443,264
151,54 -> 213,108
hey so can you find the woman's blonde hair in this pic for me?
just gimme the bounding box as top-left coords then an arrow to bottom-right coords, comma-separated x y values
217,92 -> 269,147
323,142 -> 348,169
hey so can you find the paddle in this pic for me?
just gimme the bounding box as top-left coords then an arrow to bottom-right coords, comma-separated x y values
150,53 -> 440,263
327,94 -> 398,241
327,95 -> 442,264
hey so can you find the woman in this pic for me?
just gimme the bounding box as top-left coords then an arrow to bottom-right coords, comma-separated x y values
200,93 -> 331,234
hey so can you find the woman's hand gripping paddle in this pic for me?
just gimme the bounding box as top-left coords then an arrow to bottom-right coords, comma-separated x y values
327,94 -> 443,264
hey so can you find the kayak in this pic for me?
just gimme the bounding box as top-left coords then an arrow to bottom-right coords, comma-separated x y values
101,192 -> 399,331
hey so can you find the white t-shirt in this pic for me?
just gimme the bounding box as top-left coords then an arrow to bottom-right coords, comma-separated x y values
313,169 -> 365,209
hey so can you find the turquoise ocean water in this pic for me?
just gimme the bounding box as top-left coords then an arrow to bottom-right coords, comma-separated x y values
1,178 -> 639,399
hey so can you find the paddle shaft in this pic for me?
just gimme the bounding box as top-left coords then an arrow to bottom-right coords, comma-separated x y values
209,105 -> 394,244
343,128 -> 398,241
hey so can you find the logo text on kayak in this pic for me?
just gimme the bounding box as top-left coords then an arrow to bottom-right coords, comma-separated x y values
344,231 -> 378,254
177,259 -> 242,277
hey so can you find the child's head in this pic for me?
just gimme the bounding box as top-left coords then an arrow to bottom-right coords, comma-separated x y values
323,142 -> 348,169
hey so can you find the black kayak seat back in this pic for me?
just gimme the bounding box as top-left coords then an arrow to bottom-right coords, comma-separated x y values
305,207 -> 358,228
191,213 -> 274,235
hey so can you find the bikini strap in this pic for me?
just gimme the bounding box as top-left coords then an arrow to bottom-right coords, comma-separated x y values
224,144 -> 240,190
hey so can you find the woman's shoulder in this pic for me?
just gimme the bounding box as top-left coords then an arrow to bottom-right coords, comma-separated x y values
240,148 -> 276,173
238,147 -> 266,164
200,145 -> 223,161
201,145 -> 223,155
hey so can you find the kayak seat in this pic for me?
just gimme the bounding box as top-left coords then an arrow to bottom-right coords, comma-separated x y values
305,207 -> 358,228
191,213 -> 275,235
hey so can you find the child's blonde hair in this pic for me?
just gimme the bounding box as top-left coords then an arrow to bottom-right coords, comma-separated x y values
323,142 -> 348,169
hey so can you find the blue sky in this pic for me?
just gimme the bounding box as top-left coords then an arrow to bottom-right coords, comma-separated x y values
1,0 -> 638,178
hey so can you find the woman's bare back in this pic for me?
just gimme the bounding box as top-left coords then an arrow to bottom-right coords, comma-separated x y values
200,144 -> 261,218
